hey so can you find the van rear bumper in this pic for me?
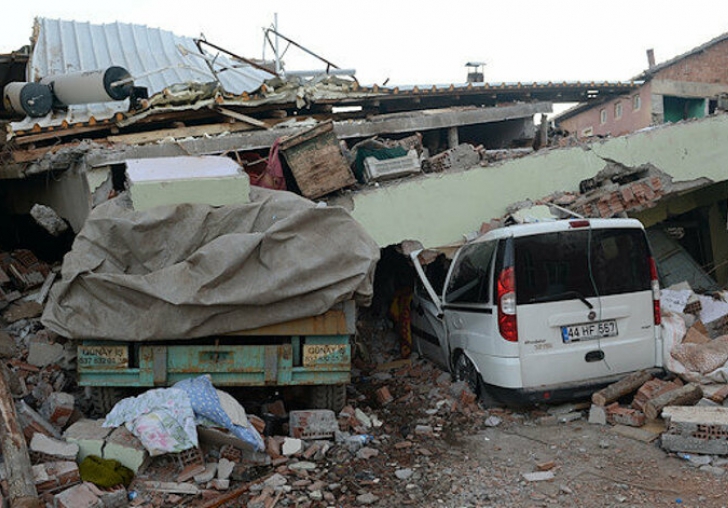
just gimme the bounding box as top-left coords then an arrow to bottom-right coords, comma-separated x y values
486,367 -> 665,406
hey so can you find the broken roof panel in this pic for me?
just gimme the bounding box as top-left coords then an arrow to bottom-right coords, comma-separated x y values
30,18 -> 271,96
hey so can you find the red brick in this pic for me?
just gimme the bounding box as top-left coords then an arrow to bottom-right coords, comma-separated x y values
606,405 -> 646,427
376,386 -> 394,406
632,379 -> 680,412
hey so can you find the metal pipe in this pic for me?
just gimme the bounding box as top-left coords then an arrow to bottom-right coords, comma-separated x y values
264,27 -> 341,71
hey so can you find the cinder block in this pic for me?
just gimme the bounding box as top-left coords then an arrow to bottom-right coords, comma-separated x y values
103,426 -> 149,473
64,419 -> 112,462
661,406 -> 728,455
54,482 -> 103,508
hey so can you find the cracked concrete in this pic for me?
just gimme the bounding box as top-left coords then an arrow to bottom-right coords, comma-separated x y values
342,114 -> 728,248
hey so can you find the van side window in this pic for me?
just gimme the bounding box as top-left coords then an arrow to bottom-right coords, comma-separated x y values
445,240 -> 496,304
414,254 -> 450,302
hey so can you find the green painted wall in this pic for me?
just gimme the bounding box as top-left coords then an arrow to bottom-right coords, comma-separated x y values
346,114 -> 728,248
130,175 -> 250,211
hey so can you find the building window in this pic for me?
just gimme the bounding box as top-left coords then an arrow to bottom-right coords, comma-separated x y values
600,109 -> 607,124
615,101 -> 623,119
633,94 -> 641,111
581,127 -> 594,137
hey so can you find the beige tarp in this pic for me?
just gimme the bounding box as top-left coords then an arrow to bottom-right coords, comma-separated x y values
41,188 -> 379,341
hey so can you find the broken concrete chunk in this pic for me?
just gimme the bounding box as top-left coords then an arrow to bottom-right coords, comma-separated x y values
27,335 -> 66,368
282,437 -> 303,456
0,331 -> 18,358
54,481 -> 104,508
33,461 -> 80,495
30,433 -> 79,461
522,471 -> 555,482
588,404 -> 607,425
103,426 -> 149,473
64,419 -> 113,462
662,406 -> 728,455
30,204 -> 69,237
217,458 -> 234,481
40,391 -> 75,428
2,300 -> 43,323
193,463 -> 217,484
17,399 -> 61,440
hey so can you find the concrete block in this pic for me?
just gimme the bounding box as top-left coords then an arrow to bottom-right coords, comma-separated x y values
30,433 -> 79,461
103,426 -> 149,473
54,481 -> 103,508
125,156 -> 250,211
661,406 -> 728,455
40,392 -> 75,428
64,419 -> 112,462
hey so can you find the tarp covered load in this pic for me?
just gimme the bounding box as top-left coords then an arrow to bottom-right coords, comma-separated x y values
42,188 -> 379,341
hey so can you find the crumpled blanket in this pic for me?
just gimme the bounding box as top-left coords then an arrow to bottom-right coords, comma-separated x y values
174,375 -> 264,452
104,387 -> 198,455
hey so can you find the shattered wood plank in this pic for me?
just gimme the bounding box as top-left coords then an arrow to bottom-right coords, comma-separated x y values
591,370 -> 653,406
106,121 -> 255,146
13,123 -> 116,146
0,364 -> 43,507
212,106 -> 270,129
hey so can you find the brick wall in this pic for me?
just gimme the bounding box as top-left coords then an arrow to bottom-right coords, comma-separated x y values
654,38 -> 728,83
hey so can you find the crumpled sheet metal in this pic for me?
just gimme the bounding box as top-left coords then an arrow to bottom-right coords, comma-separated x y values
41,188 -> 379,341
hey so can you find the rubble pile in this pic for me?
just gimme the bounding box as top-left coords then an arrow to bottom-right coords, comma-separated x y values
0,263 -> 501,507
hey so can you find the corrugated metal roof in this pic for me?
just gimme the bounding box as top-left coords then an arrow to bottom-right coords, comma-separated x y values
30,18 -> 270,96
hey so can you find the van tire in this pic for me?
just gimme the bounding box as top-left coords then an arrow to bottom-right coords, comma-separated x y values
453,352 -> 480,395
453,352 -> 500,408
309,384 -> 347,412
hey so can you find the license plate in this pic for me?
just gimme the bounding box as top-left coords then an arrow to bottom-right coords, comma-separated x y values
303,344 -> 349,367
78,345 -> 129,369
561,320 -> 618,343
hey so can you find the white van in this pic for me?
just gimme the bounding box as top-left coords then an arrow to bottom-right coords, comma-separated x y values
410,218 -> 663,405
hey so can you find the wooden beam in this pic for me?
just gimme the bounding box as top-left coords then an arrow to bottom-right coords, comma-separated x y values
107,122 -> 255,146
0,364 -> 43,508
10,142 -> 85,163
212,107 -> 270,129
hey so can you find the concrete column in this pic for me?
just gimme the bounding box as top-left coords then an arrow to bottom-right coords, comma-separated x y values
448,127 -> 459,148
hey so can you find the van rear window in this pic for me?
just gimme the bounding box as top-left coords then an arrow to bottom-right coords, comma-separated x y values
513,228 -> 652,305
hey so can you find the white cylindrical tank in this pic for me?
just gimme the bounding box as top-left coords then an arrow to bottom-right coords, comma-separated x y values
41,66 -> 133,106
3,82 -> 53,117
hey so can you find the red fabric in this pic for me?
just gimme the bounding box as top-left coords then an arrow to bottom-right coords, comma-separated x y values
248,139 -> 286,191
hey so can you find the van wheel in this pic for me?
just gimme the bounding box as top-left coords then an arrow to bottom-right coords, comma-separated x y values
454,353 -> 480,396
453,353 -> 500,408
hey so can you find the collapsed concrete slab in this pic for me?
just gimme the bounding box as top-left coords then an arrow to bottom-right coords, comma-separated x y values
661,406 -> 728,455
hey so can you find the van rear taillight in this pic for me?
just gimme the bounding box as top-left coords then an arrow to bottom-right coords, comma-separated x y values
497,266 -> 518,342
649,257 -> 661,326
